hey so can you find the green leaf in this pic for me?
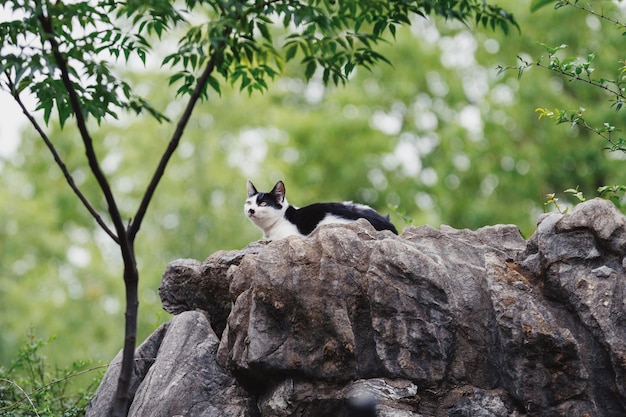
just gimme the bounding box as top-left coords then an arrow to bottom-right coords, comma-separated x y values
304,59 -> 316,80
168,72 -> 186,85
257,22 -> 272,42
240,74 -> 251,91
373,20 -> 386,37
41,100 -> 53,125
322,67 -> 330,84
16,76 -> 33,94
530,0 -> 555,13
208,76 -> 222,95
344,61 -> 355,77
389,23 -> 396,39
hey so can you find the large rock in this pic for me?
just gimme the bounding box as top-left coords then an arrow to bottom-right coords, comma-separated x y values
158,242 -> 267,337
87,310 -> 257,417
86,320 -> 169,416
88,198 -> 626,417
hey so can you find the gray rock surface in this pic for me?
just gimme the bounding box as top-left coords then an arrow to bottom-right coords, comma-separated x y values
128,310 -> 256,417
87,198 -> 626,417
86,320 -> 169,416
86,310 -> 257,417
158,242 -> 267,337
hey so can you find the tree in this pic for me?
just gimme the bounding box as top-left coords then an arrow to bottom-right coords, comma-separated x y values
0,1 -> 516,415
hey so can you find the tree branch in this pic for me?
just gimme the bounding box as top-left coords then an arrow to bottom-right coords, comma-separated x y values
128,48 -> 222,241
535,60 -> 625,101
5,74 -> 120,244
37,10 -> 141,415
37,9 -> 129,245
559,0 -> 625,29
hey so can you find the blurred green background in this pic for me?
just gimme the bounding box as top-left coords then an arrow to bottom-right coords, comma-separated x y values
1,1 -> 625,368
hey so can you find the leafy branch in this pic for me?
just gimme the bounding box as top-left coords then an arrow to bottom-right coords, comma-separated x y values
546,184 -> 626,213
597,184 -> 626,207
535,44 -> 625,111
162,0 -> 520,97
532,0 -> 626,32
531,43 -> 626,153
535,107 -> 626,153
497,43 -> 626,153
499,1 -> 626,211
544,186 -> 586,214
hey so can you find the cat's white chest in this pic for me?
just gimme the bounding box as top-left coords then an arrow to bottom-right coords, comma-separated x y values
245,196 -> 301,240
263,218 -> 302,240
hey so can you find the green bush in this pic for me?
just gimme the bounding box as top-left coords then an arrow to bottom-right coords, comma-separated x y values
0,332 -> 103,417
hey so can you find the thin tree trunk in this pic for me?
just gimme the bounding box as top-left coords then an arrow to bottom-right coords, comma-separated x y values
33,6 -> 226,416
111,243 -> 139,417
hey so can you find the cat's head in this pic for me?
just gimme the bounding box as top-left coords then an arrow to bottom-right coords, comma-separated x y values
245,180 -> 288,230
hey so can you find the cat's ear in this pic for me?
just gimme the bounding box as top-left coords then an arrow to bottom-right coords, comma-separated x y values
271,180 -> 286,204
247,180 -> 258,198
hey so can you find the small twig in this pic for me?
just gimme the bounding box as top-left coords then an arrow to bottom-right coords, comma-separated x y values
572,119 -> 625,154
30,364 -> 110,398
558,0 -> 626,29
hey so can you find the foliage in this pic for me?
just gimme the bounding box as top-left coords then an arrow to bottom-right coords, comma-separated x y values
508,42 -> 626,154
598,184 -> 626,207
535,106 -> 626,153
498,0 -> 626,209
544,186 -> 586,214
0,1 -> 166,126
1,0 -> 519,126
0,333 -> 102,417
150,0 -> 518,95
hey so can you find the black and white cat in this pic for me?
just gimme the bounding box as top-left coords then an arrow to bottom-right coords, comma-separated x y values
245,180 -> 398,240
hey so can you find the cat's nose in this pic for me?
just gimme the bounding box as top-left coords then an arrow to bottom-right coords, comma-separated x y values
248,208 -> 255,215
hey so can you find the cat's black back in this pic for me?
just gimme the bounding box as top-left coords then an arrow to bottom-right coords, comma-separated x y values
285,202 -> 398,235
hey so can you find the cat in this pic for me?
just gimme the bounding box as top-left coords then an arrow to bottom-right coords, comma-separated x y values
245,180 -> 398,240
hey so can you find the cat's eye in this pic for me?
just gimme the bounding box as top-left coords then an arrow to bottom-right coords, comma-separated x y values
259,202 -> 268,206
